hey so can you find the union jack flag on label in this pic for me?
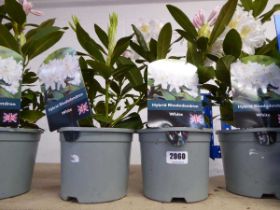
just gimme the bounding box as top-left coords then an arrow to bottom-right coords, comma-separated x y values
3,113 -> 18,123
77,102 -> 90,115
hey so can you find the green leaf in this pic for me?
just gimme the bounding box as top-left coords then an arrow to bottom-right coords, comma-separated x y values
269,49 -> 280,60
82,84 -> 97,105
216,55 -> 235,86
0,5 -> 6,23
79,56 -> 88,69
22,71 -> 37,84
121,83 -> 133,95
5,0 -> 26,25
25,28 -> 38,41
83,72 -> 106,104
0,5 -> 5,14
21,89 -> 43,110
113,63 -> 134,79
166,4 -> 197,42
175,29 -> 196,44
207,54 -> 219,62
240,0 -> 253,11
134,83 -> 147,93
130,41 -> 149,61
92,78 -> 106,95
132,24 -> 149,51
40,18 -> 56,27
93,114 -> 111,124
87,60 -> 112,79
76,23 -> 105,62
220,100 -> 233,122
260,4 -> 280,22
94,24 -> 108,48
114,112 -> 143,129
197,37 -> 209,51
107,13 -> 118,60
24,26 -> 61,50
209,0 -> 238,45
223,29 -> 242,58
252,0 -> 268,17
0,24 -> 20,53
3,23 -> 12,31
149,38 -> 157,60
22,92 -> 35,101
21,90 -> 45,112
157,23 -> 172,59
24,31 -> 64,59
115,57 -> 145,89
162,90 -> 176,100
126,66 -> 144,89
197,66 -> 215,84
111,81 -> 120,95
0,88 -> 13,98
111,35 -> 133,65
200,84 -> 218,94
187,42 -> 202,66
137,99 -> 147,112
95,101 -> 114,114
240,55 -> 279,66
20,110 -> 44,124
19,121 -> 40,129
255,37 -> 277,55
78,116 -> 93,127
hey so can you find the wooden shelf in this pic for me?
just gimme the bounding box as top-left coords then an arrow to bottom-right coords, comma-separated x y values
0,164 -> 279,210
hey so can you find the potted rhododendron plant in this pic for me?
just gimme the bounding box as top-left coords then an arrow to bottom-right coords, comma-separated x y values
129,16 -> 212,202
58,13 -> 146,203
0,0 -> 65,199
168,0 -> 280,199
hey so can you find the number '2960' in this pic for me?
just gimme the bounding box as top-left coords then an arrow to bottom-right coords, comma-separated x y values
169,152 -> 186,160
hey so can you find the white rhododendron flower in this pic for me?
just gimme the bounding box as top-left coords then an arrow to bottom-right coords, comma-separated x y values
231,60 -> 280,98
123,19 -> 164,60
0,57 -> 23,94
148,59 -> 199,98
138,19 -> 163,42
211,7 -> 266,56
38,54 -> 81,91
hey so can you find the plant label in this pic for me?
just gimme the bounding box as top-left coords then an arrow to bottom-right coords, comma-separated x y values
230,55 -> 280,128
166,151 -> 188,165
147,59 -> 204,128
0,46 -> 23,127
38,48 -> 91,131
275,15 -> 280,51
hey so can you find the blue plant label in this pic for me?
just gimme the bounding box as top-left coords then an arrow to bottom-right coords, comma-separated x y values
274,15 -> 280,52
231,55 -> 280,128
0,46 -> 23,127
38,48 -> 91,131
147,59 -> 204,128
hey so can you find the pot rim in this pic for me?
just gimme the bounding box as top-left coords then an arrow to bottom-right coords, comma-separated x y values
216,127 -> 280,134
0,127 -> 43,133
137,127 -> 212,133
58,127 -> 135,133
